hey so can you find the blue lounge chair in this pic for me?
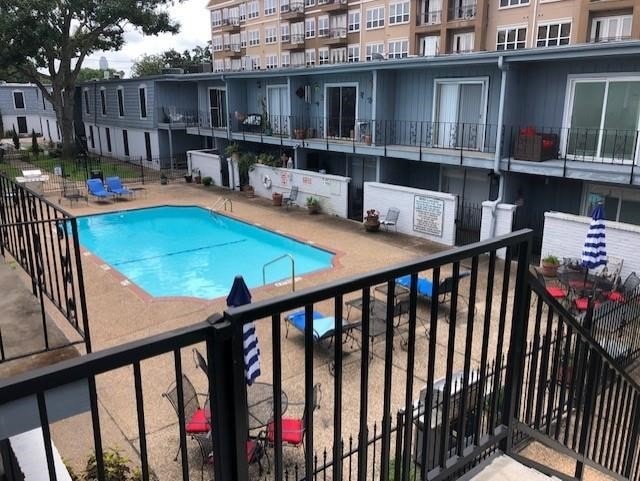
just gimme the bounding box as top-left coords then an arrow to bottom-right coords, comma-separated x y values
397,271 -> 471,303
285,310 -> 360,344
86,178 -> 117,202
105,176 -> 133,198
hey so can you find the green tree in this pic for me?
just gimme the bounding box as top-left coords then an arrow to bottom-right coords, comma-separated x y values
11,128 -> 19,149
76,67 -> 120,82
130,53 -> 166,77
31,129 -> 40,154
131,42 -> 212,77
0,0 -> 181,157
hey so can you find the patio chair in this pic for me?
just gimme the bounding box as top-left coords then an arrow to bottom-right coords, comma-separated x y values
534,269 -> 568,304
86,178 -> 117,202
283,186 -> 299,210
609,272 -> 640,302
265,383 -> 322,455
162,374 -> 211,462
193,435 -> 269,481
380,207 -> 400,232
58,179 -> 87,206
396,271 -> 471,305
105,176 -> 134,199
284,310 -> 360,347
192,348 -> 209,378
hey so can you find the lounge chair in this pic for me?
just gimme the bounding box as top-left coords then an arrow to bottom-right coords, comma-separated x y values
105,176 -> 133,199
285,309 -> 360,345
380,207 -> 400,232
397,271 -> 470,302
283,186 -> 299,210
86,178 -> 117,202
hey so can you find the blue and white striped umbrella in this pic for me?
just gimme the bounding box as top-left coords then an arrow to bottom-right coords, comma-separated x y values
581,204 -> 607,270
227,276 -> 261,385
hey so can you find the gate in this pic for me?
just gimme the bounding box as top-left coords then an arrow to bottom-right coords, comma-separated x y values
455,201 -> 482,246
512,205 -> 544,257
220,156 -> 230,187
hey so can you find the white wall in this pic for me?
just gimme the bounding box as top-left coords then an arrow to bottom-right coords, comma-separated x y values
541,211 -> 640,279
188,150 -> 223,186
84,124 -> 160,167
4,114 -> 42,136
249,165 -> 350,218
480,201 -> 517,258
363,182 -> 457,246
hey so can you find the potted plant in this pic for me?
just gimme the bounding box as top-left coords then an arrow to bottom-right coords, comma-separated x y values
224,142 -> 241,162
541,254 -> 560,277
238,152 -> 256,193
202,176 -> 213,186
306,196 -> 320,214
363,209 -> 380,232
272,192 -> 283,206
184,173 -> 193,183
160,173 -> 168,185
193,168 -> 202,184
294,128 -> 306,140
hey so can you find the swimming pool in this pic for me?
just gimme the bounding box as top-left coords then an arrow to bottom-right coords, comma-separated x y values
76,206 -> 334,299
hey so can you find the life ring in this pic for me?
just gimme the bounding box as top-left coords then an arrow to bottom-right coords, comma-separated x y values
263,175 -> 272,189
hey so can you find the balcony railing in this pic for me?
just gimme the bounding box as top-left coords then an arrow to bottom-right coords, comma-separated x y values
329,27 -> 347,39
417,10 -> 443,26
448,2 -> 477,21
221,17 -> 240,27
590,35 -> 633,43
280,1 -> 305,14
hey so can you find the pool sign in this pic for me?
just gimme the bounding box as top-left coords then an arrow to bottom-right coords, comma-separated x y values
413,195 -> 444,237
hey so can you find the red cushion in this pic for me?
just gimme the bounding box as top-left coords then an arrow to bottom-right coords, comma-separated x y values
520,126 -> 536,137
546,286 -> 566,299
574,298 -> 589,311
608,291 -> 625,302
186,408 -> 211,433
542,139 -> 554,149
267,418 -> 304,445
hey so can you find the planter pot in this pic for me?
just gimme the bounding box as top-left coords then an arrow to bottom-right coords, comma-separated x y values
184,175 -> 193,183
541,261 -> 559,277
160,177 -> 168,185
306,128 -> 316,139
363,134 -> 372,145
272,192 -> 283,206
307,205 -> 320,215
294,129 -> 306,140
364,217 -> 380,232
243,185 -> 255,198
194,176 -> 202,184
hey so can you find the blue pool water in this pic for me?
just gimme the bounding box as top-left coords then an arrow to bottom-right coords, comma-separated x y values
76,206 -> 334,299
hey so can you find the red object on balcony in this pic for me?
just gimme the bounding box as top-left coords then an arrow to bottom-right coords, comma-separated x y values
514,127 -> 559,162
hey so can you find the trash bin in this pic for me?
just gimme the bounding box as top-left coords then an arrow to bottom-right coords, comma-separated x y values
90,169 -> 103,183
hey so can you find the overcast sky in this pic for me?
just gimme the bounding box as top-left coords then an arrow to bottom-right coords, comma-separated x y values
83,0 -> 210,77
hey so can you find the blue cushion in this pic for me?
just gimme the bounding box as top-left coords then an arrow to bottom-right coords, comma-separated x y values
286,310 -> 338,341
396,275 -> 434,298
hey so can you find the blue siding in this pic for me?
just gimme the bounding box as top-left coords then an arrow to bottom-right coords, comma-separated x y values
156,81 -> 198,116
197,79 -> 227,116
81,81 -> 157,129
0,84 -> 44,116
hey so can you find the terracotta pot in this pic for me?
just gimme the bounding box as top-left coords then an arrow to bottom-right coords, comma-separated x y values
541,261 -> 559,277
294,129 -> 306,140
364,216 -> 380,232
243,185 -> 255,198
308,205 -> 320,215
272,192 -> 283,206
363,134 -> 372,145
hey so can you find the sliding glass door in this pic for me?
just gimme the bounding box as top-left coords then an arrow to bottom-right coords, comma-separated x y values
267,85 -> 290,135
434,79 -> 487,150
565,78 -> 640,163
209,88 -> 227,128
326,85 -> 357,139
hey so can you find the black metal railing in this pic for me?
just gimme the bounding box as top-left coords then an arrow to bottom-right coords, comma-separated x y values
417,10 -> 443,25
0,174 -> 90,362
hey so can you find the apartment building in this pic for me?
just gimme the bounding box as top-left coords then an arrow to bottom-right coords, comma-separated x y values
0,83 -> 61,142
208,0 -> 638,69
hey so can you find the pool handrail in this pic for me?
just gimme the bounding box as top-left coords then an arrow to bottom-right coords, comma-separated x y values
262,254 -> 296,291
209,197 -> 233,213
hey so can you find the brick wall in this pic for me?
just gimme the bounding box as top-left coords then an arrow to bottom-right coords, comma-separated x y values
541,212 -> 640,279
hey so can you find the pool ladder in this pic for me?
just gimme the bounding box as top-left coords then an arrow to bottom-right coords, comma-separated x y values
209,197 -> 233,213
262,254 -> 296,291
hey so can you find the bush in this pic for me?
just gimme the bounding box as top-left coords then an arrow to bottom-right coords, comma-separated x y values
238,152 -> 256,186
84,448 -> 143,481
202,176 -> 213,186
11,128 -> 19,150
31,130 -> 40,155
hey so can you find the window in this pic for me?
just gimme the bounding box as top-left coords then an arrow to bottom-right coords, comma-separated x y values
105,127 -> 112,152
330,48 -> 347,64
496,26 -> 526,50
100,88 -> 106,115
389,2 -> 410,25
83,89 -> 90,114
144,132 -> 152,161
117,87 -> 125,117
453,32 -> 474,52
265,25 -> 277,43
305,49 -> 316,66
291,52 -> 305,67
537,22 -> 571,47
212,36 -> 223,51
325,85 -> 357,138
499,0 -> 528,7
42,93 -> 46,110
251,56 -> 261,69
420,35 -> 440,56
319,48 -> 330,65
584,186 -> 640,226
366,43 -> 384,60
305,0 -> 315,6
122,130 -> 129,156
330,14 -> 347,37
266,54 -> 278,69
348,44 -> 360,62
13,91 -> 25,109
348,10 -> 360,32
565,77 -> 640,162
139,86 -> 147,119
239,3 -> 246,20
366,7 -> 385,29
281,0 -> 290,12
211,10 -> 222,26
264,0 -> 276,15
214,60 -> 225,72
249,30 -> 260,46
16,117 -> 27,134
387,39 -> 408,58
88,125 -> 95,149
318,16 -> 329,37
305,18 -> 315,38
247,1 -> 259,18
281,52 -> 291,67
241,31 -> 247,47
591,15 -> 633,42
281,23 -> 290,41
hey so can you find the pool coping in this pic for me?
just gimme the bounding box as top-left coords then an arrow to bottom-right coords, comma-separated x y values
77,203 -> 345,305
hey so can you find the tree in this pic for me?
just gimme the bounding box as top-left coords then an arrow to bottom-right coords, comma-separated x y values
11,128 -> 19,150
76,67 -> 120,82
131,42 -> 212,77
130,54 -> 166,77
0,0 -> 181,157
31,129 -> 40,154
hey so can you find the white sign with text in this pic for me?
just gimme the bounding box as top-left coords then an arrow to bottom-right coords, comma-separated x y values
413,195 -> 444,237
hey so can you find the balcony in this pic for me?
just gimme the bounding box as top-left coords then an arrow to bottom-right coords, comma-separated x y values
416,10 -> 443,28
321,27 -> 348,45
281,33 -> 306,50
219,16 -> 240,33
448,2 -> 477,21
219,43 -> 245,58
280,1 -> 305,20
589,35 -> 633,43
317,0 -> 348,12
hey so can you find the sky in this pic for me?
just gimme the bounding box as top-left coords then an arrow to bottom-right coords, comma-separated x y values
82,0 -> 210,77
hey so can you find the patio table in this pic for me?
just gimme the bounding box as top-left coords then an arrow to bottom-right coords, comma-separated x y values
557,269 -> 613,296
246,382 -> 288,430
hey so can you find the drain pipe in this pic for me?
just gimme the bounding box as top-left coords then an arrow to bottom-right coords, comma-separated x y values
489,56 -> 508,238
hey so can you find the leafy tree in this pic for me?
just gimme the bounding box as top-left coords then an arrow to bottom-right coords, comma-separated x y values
130,54 -> 166,78
131,42 -> 212,77
11,128 -> 19,149
76,67 -> 120,82
0,0 -> 181,157
31,129 -> 40,154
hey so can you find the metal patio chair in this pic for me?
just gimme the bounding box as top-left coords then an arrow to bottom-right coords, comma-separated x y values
283,185 -> 299,210
380,207 -> 400,232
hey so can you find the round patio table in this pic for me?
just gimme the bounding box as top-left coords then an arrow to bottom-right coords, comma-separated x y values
557,269 -> 613,297
247,382 -> 288,430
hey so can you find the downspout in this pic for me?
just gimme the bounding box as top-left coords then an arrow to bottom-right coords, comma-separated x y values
489,56 -> 508,238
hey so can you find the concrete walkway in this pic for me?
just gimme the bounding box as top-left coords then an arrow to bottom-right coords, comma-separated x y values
469,455 -> 560,481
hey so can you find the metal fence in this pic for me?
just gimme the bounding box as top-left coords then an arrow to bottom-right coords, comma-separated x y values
0,174 -> 90,362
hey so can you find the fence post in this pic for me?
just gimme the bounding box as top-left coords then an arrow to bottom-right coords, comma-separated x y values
393,410 -> 404,481
501,232 -> 532,452
139,157 -> 145,185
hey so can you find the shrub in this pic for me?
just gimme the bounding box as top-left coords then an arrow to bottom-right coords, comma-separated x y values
84,447 -> 143,481
202,176 -> 213,186
31,130 -> 40,155
238,152 -> 256,186
224,142 -> 241,157
12,128 -> 19,150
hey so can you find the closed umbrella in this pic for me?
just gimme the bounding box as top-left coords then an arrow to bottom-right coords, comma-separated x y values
226,275 -> 261,385
581,203 -> 607,271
